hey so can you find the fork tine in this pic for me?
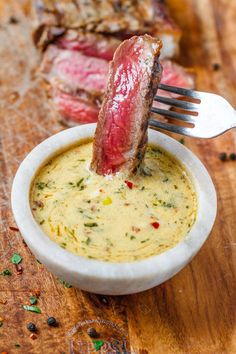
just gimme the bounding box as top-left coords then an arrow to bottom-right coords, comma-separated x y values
151,107 -> 196,123
158,84 -> 201,100
149,119 -> 193,136
154,95 -> 199,111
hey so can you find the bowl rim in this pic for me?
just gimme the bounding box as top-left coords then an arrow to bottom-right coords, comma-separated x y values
11,124 -> 217,282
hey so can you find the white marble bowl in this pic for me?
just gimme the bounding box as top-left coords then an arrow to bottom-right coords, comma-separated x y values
11,124 -> 217,295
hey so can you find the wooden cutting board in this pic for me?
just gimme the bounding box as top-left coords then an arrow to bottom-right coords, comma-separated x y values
0,0 -> 236,353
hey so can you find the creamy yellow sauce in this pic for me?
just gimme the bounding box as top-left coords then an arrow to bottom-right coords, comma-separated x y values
30,140 -> 197,262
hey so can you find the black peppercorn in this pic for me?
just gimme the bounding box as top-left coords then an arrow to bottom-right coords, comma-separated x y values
212,63 -> 221,71
87,327 -> 99,338
99,296 -> 109,305
229,153 -> 236,161
47,317 -> 57,327
27,322 -> 37,332
9,16 -> 19,24
219,152 -> 227,161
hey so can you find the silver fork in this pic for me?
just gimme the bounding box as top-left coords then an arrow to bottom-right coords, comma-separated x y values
149,84 -> 236,138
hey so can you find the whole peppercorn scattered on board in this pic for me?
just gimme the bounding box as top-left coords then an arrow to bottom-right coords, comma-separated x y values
27,322 -> 37,332
229,153 -> 236,161
212,62 -> 221,71
47,317 -> 58,327
219,152 -> 227,161
99,296 -> 109,305
218,152 -> 236,162
87,327 -> 99,338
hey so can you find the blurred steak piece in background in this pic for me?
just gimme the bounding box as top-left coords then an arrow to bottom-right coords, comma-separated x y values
33,0 -> 194,125
33,0 -> 181,58
53,89 -> 100,123
40,45 -> 194,125
56,30 -> 121,60
40,45 -> 109,94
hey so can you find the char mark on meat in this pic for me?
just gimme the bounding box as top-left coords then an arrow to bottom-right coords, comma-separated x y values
91,35 -> 162,175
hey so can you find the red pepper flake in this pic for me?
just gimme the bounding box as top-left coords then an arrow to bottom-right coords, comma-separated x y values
9,226 -> 19,232
124,203 -> 130,206
99,188 -> 104,193
151,222 -> 160,229
30,333 -> 37,340
124,180 -> 133,189
32,290 -> 41,297
15,264 -> 23,275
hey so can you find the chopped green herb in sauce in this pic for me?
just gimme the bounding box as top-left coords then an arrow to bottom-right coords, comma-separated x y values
84,222 -> 98,227
85,237 -> 91,245
77,178 -> 85,189
36,181 -> 46,190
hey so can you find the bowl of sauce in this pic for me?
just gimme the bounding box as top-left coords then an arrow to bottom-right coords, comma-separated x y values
11,124 -> 217,295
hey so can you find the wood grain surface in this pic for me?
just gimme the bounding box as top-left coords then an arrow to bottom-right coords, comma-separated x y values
0,0 -> 236,353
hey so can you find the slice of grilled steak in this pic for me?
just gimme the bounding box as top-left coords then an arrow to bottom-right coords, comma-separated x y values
48,58 -> 194,124
39,43 -> 193,124
32,0 -> 180,59
91,35 -> 162,175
